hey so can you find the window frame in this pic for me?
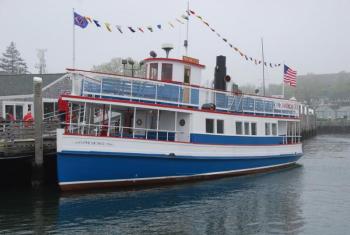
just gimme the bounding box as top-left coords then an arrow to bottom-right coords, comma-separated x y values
251,122 -> 257,136
271,123 -> 277,136
206,118 -> 214,134
216,119 -> 224,134
244,122 -> 250,135
161,63 -> 173,81
235,121 -> 243,135
184,65 -> 191,84
265,123 -> 271,135
149,63 -> 158,80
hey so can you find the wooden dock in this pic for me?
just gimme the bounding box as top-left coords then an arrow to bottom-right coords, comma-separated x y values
0,121 -> 58,159
300,112 -> 317,139
317,119 -> 350,133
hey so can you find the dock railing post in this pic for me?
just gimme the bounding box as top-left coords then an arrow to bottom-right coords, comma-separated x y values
33,77 -> 44,185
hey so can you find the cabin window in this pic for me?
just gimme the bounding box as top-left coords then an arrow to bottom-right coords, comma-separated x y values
236,121 -> 242,135
149,63 -> 158,80
272,123 -> 277,136
206,119 -> 214,133
251,123 -> 257,135
184,66 -> 191,84
161,63 -> 173,81
244,122 -> 250,135
265,123 -> 271,135
217,120 -> 224,134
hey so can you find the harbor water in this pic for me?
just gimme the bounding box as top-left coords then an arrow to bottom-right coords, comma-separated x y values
0,134 -> 349,234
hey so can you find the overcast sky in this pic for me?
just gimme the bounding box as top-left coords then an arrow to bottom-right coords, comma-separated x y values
0,0 -> 349,86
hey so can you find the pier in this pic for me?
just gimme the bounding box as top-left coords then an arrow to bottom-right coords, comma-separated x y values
316,119 -> 350,133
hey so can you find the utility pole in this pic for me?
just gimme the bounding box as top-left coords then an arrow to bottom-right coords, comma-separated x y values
35,49 -> 47,74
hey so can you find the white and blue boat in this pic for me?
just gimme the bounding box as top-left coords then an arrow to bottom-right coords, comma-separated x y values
57,53 -> 302,191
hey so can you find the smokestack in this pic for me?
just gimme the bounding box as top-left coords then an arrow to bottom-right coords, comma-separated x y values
214,55 -> 227,91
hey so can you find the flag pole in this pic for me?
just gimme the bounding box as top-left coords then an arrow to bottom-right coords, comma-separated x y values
261,38 -> 266,96
185,0 -> 190,56
282,61 -> 285,98
73,8 -> 76,69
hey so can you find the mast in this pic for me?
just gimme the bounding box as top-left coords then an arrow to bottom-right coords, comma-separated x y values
73,8 -> 76,69
261,38 -> 266,96
184,0 -> 189,55
282,61 -> 285,98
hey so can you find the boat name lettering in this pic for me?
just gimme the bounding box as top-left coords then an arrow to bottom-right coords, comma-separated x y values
74,140 -> 112,146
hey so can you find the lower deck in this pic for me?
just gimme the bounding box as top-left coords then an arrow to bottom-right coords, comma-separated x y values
62,95 -> 302,146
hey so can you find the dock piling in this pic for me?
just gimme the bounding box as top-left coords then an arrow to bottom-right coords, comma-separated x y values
33,77 -> 44,185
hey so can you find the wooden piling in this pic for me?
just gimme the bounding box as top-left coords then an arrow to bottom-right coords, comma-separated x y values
32,77 -> 44,185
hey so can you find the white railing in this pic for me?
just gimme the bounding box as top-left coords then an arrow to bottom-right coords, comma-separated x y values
65,122 -> 183,142
71,71 -> 300,118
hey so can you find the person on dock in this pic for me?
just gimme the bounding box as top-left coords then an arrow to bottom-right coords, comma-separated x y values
23,109 -> 34,127
5,112 -> 15,122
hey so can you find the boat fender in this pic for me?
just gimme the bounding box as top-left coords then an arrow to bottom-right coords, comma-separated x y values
169,153 -> 176,158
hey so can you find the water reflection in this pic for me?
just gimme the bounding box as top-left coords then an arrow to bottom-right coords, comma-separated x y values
4,134 -> 350,234
0,187 -> 59,234
56,166 -> 305,234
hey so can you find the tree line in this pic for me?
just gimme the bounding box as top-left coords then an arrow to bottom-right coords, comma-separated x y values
0,42 -> 48,75
239,71 -> 350,105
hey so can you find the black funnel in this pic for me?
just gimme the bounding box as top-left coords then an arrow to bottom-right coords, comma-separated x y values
214,55 -> 227,91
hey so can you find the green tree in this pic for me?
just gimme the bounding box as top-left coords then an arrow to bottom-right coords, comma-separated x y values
0,42 -> 28,74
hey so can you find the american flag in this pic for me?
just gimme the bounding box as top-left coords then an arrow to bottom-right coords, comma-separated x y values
283,65 -> 297,87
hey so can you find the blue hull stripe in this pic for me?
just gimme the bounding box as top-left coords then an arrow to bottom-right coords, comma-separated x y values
190,133 -> 284,145
57,151 -> 302,184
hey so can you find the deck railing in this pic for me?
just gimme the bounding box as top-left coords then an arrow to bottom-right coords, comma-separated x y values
65,122 -> 183,142
73,71 -> 299,117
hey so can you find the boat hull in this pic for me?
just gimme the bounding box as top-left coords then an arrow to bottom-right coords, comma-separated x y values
57,151 -> 302,191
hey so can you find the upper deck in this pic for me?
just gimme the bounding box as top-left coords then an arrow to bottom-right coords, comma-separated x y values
68,68 -> 300,118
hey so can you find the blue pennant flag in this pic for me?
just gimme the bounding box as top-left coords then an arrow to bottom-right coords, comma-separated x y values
74,12 -> 88,28
93,20 -> 101,27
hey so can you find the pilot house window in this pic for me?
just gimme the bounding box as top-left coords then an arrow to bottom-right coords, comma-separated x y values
184,66 -> 191,84
149,63 -> 158,80
161,63 -> 173,81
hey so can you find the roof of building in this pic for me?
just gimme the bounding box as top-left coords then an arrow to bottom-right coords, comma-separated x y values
0,73 -> 66,96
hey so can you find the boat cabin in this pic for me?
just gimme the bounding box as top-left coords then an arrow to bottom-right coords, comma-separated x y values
143,56 -> 205,86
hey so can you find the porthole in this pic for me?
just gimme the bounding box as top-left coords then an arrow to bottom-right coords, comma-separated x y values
136,119 -> 142,126
179,119 -> 185,126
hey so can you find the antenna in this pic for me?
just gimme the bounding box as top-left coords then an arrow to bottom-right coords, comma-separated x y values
35,49 -> 47,74
162,43 -> 174,58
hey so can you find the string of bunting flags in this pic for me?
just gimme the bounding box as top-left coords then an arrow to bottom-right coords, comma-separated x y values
74,11 -> 189,34
187,10 -> 282,68
74,10 -> 283,69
